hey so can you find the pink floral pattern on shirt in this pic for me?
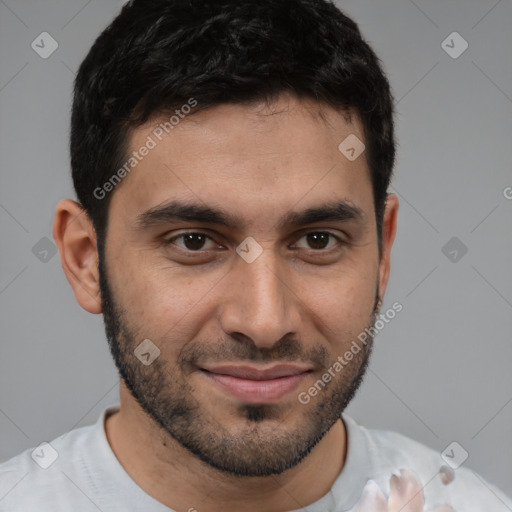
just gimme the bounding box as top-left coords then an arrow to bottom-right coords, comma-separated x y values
350,468 -> 456,512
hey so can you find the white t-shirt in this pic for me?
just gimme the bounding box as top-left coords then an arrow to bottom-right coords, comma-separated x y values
0,405 -> 510,511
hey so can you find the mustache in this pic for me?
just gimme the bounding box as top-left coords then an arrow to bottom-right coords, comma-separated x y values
176,293 -> 382,370
178,335 -> 330,369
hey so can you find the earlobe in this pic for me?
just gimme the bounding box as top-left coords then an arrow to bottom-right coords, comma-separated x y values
52,199 -> 102,314
378,193 -> 399,300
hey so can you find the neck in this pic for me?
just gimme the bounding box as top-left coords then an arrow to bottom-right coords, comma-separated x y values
105,382 -> 347,512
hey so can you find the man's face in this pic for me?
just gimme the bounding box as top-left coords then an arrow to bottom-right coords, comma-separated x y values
98,94 -> 386,476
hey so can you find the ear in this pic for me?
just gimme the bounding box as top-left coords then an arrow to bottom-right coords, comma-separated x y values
377,193 -> 399,300
52,199 -> 102,314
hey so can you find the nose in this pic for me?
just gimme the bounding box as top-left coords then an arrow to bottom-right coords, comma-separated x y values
218,247 -> 302,350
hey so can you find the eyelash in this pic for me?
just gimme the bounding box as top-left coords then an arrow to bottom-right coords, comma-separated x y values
162,231 -> 346,254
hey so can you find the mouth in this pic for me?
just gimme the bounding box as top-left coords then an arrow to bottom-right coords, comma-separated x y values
199,363 -> 314,404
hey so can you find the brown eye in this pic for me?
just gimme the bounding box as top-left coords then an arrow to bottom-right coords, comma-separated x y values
163,232 -> 217,251
306,232 -> 330,250
181,233 -> 207,250
294,231 -> 342,250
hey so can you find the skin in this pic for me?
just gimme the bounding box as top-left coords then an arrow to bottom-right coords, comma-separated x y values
53,92 -> 398,512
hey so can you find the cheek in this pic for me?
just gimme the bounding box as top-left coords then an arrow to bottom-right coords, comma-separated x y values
115,255 -> 221,343
298,266 -> 377,344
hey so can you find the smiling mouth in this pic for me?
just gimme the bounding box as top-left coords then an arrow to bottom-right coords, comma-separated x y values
199,363 -> 314,404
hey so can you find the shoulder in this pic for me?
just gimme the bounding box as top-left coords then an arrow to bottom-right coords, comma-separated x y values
344,415 -> 512,512
0,421 -> 99,511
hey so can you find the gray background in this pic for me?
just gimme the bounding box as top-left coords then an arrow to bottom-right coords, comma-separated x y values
1,0 -> 511,499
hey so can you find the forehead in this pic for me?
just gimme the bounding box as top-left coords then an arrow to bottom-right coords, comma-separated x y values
108,95 -> 373,230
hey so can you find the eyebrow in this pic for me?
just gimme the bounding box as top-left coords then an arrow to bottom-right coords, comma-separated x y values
133,199 -> 365,232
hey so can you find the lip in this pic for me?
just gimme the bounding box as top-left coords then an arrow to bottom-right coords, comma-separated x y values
200,363 -> 313,404
201,363 -> 312,380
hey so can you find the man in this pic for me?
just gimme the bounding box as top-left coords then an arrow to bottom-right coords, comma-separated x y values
0,0 -> 510,511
